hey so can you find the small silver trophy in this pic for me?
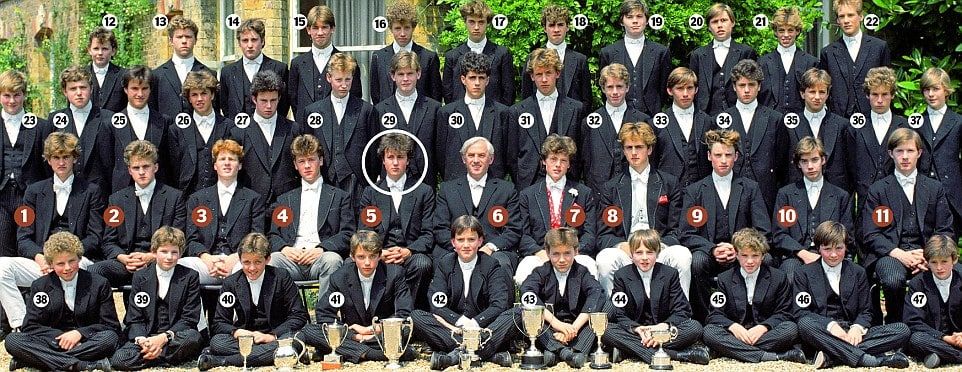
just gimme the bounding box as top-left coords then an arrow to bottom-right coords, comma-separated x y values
588,312 -> 611,369
450,325 -> 493,370
648,325 -> 679,370
373,316 -> 414,369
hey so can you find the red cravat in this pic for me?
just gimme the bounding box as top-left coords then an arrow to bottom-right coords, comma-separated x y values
548,188 -> 562,229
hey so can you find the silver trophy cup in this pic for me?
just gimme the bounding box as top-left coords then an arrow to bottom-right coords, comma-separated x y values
588,312 -> 611,369
649,325 -> 679,370
373,316 -> 414,369
450,326 -> 493,370
321,322 -> 348,366
513,303 -> 547,370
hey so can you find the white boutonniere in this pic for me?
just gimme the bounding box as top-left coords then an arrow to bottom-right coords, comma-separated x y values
568,188 -> 578,197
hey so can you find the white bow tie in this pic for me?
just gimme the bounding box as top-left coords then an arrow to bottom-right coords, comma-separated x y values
469,181 -> 484,190
398,95 -> 416,103
713,42 -> 729,49
303,184 -> 319,192
539,95 -> 556,102
928,109 -> 944,117
53,184 -> 71,193
95,68 -> 107,75
388,182 -> 404,191
625,38 -> 643,45
467,99 -> 484,107
220,189 -> 233,197
158,270 -> 173,278
245,60 -> 260,66
896,174 -> 915,186
631,175 -> 647,184
547,181 -> 563,191
135,188 -> 151,197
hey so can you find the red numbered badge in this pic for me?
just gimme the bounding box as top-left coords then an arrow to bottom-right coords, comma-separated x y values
602,206 -> 624,228
687,206 -> 707,228
273,205 -> 294,228
13,205 -> 34,228
487,206 -> 508,228
566,204 -> 586,227
103,206 -> 125,228
192,205 -> 213,228
777,206 -> 797,228
361,206 -> 382,228
873,206 -> 893,228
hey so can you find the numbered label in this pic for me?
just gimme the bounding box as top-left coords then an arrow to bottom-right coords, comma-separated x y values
103,206 -> 125,228
710,291 -> 727,307
753,14 -> 769,30
784,112 -> 800,129
687,206 -> 707,228
372,16 -> 388,32
586,112 -> 603,129
716,112 -> 732,128
448,113 -> 464,129
175,113 -> 191,129
102,14 -> 119,30
611,291 -> 628,308
381,112 -> 397,129
566,204 -> 586,227
431,292 -> 448,308
518,113 -> 535,129
647,14 -> 664,30
219,291 -> 236,307
492,14 -> 508,30
307,112 -> 323,129
52,113 -> 69,129
14,205 -> 35,228
872,206 -> 893,228
795,291 -> 812,308
33,292 -> 49,308
572,14 -> 589,30
192,205 -> 213,228
272,205 -> 293,228
234,113 -> 251,128
908,113 -> 924,129
328,291 -> 344,308
863,14 -> 881,30
112,112 -> 128,128
152,14 -> 169,30
292,14 -> 308,30
777,206 -> 798,228
910,292 -> 927,308
653,112 -> 669,129
133,291 -> 151,308
521,291 -> 538,306
602,206 -> 624,228
226,14 -> 241,30
22,112 -> 38,129
850,112 -> 866,129
689,14 -> 705,30
362,206 -> 382,228
487,206 -> 508,228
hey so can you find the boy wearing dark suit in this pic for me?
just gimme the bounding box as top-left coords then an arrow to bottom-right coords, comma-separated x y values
862,128 -> 954,324
299,53 -> 376,207
903,235 -> 962,368
795,221 -> 910,368
219,18 -> 290,121
652,67 -> 712,189
433,137 -> 521,274
288,5 -> 362,122
515,134 -> 597,285
772,136 -> 855,279
818,0 -> 891,118
521,4 -> 591,107
722,59 -> 789,210
5,232 -> 119,371
111,66 -> 172,193
703,228 -> 805,363
442,0 -> 516,106
268,134 -> 351,296
369,2 -> 442,105
110,227 -> 204,370
596,122 -> 690,296
89,140 -> 187,285
758,7 -> 818,114
599,0 -> 670,117
580,63 -> 651,196
601,229 -> 708,365
303,230 -> 417,364
358,133 -> 434,308
436,52 -> 508,181
517,227 -> 606,368
168,71 -> 230,196
689,3 -> 758,115
847,66 -> 906,204
413,216 -> 514,369
197,233 -> 309,370
679,129 -> 771,322
49,66 -> 114,192
86,27 -> 127,113
507,48 -> 584,191
373,51 -> 440,183
785,68 -> 850,191
181,139 -> 265,285
916,67 -> 962,233
229,70 -> 299,207
149,16 -> 215,118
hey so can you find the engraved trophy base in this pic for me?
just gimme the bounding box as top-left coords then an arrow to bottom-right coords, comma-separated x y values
650,351 -> 673,370
320,354 -> 342,370
386,360 -> 403,370
589,350 -> 611,369
520,352 -> 546,370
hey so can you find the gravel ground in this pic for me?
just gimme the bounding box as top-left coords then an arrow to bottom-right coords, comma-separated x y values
0,293 -> 952,371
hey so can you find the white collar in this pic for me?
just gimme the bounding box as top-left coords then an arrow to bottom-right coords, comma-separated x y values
92,62 -> 109,72
247,270 -> 265,285
546,175 -> 566,189
928,105 -> 947,116
712,171 -> 733,184
464,95 -> 486,107
331,93 -> 350,105
54,174 -> 75,188
466,37 -> 487,51
60,275 -> 78,288
895,169 -> 918,184
387,173 -> 407,190
217,180 -> 238,194
458,255 -> 478,271
392,41 -> 412,53
803,176 -> 824,190
777,44 -> 796,55
606,102 -> 627,115
71,101 -> 92,114
554,267 -> 569,281
171,55 -> 195,67
358,269 -> 375,284
1,109 -> 25,123
629,164 -> 650,183
396,89 -> 418,102
536,89 -> 559,102
934,273 -> 953,287
821,259 -> 842,273
135,179 -> 157,196
673,103 -> 694,115
842,31 -> 862,45
740,267 -> 758,280
243,53 -> 264,65
547,40 -> 567,52
302,177 -> 324,192
872,110 -> 892,121
467,173 -> 487,187
804,107 -> 826,120
193,110 -> 216,125
624,34 -> 645,45
312,44 -> 334,58
127,104 -> 149,116
635,266 -> 652,280
713,38 -> 732,48
736,100 -> 758,112
253,112 -> 276,126
157,264 -> 175,278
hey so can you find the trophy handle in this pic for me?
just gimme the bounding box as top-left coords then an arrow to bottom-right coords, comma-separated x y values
401,317 -> 415,353
292,331 -> 307,362
478,327 -> 493,349
511,303 -> 525,334
450,328 -> 460,343
372,317 -> 385,352
668,325 -> 679,341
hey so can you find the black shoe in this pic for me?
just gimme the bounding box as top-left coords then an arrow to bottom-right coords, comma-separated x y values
400,346 -> 418,361
196,351 -> 221,371
299,349 -> 312,365
777,348 -> 807,364
676,345 -> 710,365
812,351 -> 833,369
430,350 -> 459,371
543,350 -> 558,367
82,358 -> 113,371
924,353 -> 941,369
559,348 -> 587,369
877,352 -> 909,369
611,347 -> 624,363
9,358 -> 24,371
489,351 -> 513,367
312,349 -> 324,362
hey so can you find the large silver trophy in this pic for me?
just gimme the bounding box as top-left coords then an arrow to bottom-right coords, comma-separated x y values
321,321 -> 348,368
648,325 -> 679,370
273,335 -> 306,370
450,325 -> 493,370
588,312 -> 611,369
513,303 -> 547,370
373,316 -> 414,369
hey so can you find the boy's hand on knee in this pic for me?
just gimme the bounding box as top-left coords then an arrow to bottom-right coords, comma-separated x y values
728,323 -> 751,344
56,330 -> 83,351
746,325 -> 767,345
